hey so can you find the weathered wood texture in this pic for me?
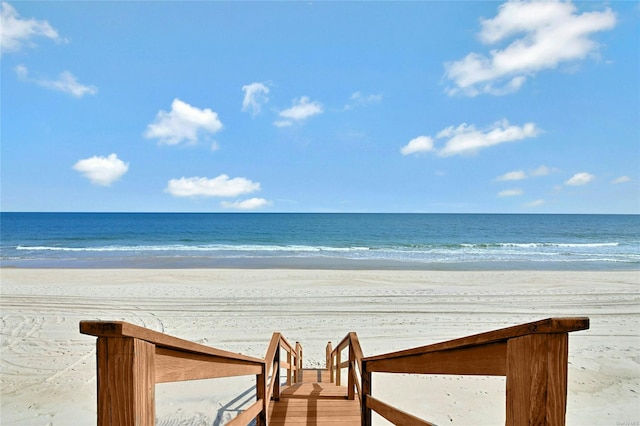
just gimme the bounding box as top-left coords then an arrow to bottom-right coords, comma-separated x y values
366,341 -> 507,376
269,369 -> 361,426
81,321 -> 263,364
155,348 -> 262,383
82,317 -> 587,426
361,317 -> 589,426
364,317 -> 588,363
82,321 -> 267,426
264,332 -> 303,407
96,337 -> 155,426
328,332 -> 364,402
506,333 -> 569,425
226,399 -> 265,426
365,395 -> 435,426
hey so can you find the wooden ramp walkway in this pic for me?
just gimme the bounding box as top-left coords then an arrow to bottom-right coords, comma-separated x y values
268,369 -> 361,425
79,317 -> 590,426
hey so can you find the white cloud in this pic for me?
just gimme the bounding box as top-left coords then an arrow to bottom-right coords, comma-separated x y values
525,199 -> 545,207
530,165 -> 553,176
73,153 -> 129,186
145,98 -> 223,145
165,175 -> 260,198
401,136 -> 434,156
498,188 -> 523,197
14,63 -> 27,78
221,198 -> 272,210
444,0 -> 616,96
273,120 -> 293,128
565,172 -> 594,186
275,96 -> 323,126
15,65 -> 97,98
438,120 -> 539,156
402,120 -> 539,157
611,176 -> 631,184
1,2 -> 64,55
496,165 -> 554,181
241,82 -> 269,116
496,170 -> 527,181
344,91 -> 383,110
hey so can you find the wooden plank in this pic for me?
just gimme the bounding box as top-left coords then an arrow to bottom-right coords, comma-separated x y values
294,342 -> 302,383
265,333 -> 281,372
366,341 -> 506,376
269,419 -> 360,426
299,369 -> 332,383
256,370 -> 267,426
226,399 -> 264,426
271,408 -> 360,416
81,321 -> 263,364
280,383 -> 349,398
336,349 -> 342,386
348,345 -> 355,400
264,333 -> 281,403
349,332 -> 364,372
363,317 -> 588,362
279,335 -> 295,353
506,333 -> 569,425
350,361 -> 362,403
361,363 -> 372,426
96,337 -> 155,426
287,350 -> 293,385
546,333 -> 569,425
154,347 -> 262,383
366,395 -> 435,426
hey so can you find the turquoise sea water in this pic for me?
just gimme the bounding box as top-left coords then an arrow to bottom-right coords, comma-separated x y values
1,213 -> 638,270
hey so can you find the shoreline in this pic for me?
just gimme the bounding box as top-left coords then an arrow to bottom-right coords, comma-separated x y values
3,258 -> 639,270
1,268 -> 638,425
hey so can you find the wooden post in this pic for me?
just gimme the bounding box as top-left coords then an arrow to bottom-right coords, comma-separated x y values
326,342 -> 334,383
256,366 -> 267,426
347,341 -> 355,400
273,344 -> 281,402
286,349 -> 293,386
506,333 -> 569,425
361,360 -> 371,426
295,342 -> 302,383
336,346 -> 342,386
96,337 -> 155,426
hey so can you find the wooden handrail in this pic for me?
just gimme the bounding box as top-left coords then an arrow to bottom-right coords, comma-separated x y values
81,321 -> 268,426
327,331 -> 364,402
81,321 -> 264,365
81,316 -> 588,426
363,317 -> 589,363
263,332 -> 303,423
360,317 -> 590,426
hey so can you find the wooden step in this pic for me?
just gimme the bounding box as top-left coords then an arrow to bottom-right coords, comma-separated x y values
268,369 -> 361,426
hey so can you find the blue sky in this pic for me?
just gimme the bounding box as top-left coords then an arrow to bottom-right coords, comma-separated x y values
2,1 -> 638,213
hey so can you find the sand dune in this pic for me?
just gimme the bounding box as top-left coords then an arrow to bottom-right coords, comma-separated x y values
1,269 -> 638,425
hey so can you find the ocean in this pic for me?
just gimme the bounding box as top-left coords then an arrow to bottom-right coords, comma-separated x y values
1,213 -> 638,270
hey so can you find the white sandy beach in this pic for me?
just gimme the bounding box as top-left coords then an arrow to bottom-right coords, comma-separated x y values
1,269 -> 638,425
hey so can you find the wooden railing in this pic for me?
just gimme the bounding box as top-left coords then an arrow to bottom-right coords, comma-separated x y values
263,332 -> 302,406
359,317 -> 590,426
82,317 -> 588,426
327,332 -> 364,402
80,321 -> 302,426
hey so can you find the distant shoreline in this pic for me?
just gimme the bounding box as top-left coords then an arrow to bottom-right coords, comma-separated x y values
2,259 -> 640,271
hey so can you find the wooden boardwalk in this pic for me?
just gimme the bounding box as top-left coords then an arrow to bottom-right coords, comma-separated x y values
80,317 -> 590,426
268,369 -> 361,426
